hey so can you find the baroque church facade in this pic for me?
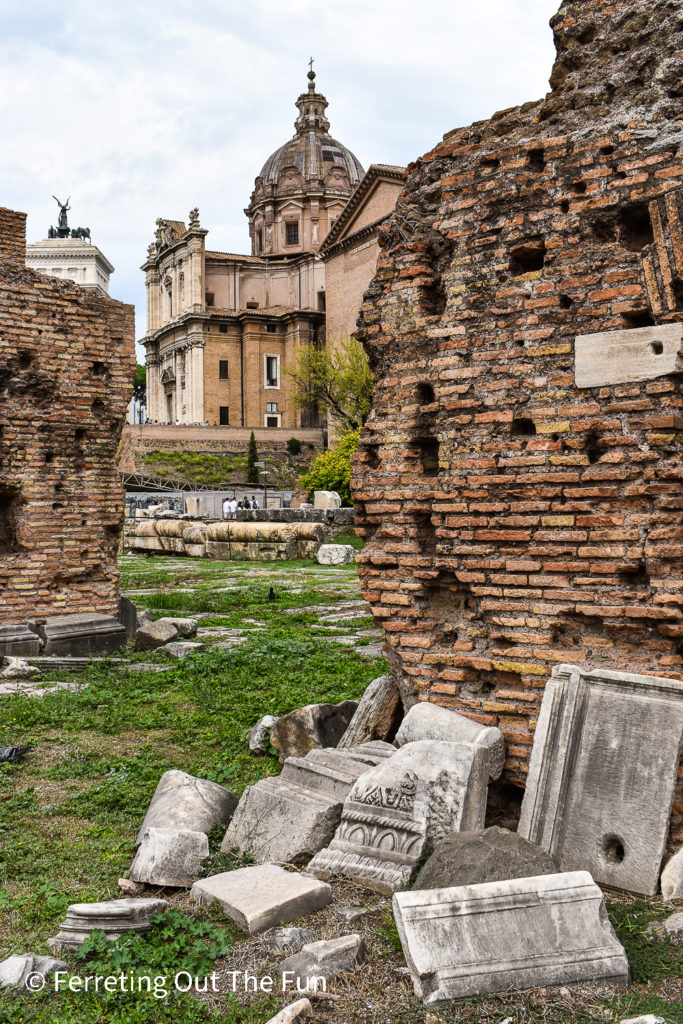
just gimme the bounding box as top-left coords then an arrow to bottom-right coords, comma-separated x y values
141,69 -> 365,430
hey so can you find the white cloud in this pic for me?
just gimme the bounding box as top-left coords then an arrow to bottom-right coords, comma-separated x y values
0,0 -> 560,357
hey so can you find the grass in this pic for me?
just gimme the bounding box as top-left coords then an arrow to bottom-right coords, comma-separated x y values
2,554 -> 682,1023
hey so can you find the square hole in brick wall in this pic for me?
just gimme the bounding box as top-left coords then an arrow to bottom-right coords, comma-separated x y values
0,485 -> 20,555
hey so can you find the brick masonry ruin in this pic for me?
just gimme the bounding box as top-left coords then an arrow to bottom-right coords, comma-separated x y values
0,206 -> 135,629
354,0 -> 683,844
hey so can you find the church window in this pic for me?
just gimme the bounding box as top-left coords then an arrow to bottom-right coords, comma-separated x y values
206,292 -> 215,306
219,406 -> 230,425
219,360 -> 229,380
256,230 -> 263,252
317,291 -> 326,312
267,323 -> 277,333
286,222 -> 299,246
246,300 -> 259,309
219,324 -> 228,333
265,355 -> 280,389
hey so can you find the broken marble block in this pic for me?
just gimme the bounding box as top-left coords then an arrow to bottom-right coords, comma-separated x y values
337,674 -> 402,748
270,700 -> 359,763
157,617 -> 198,639
164,641 -> 205,659
279,933 -> 365,989
316,544 -> 356,565
136,770 -> 237,844
221,743 -> 396,865
395,702 -> 505,781
660,848 -> 683,900
48,898 -> 168,951
190,864 -> 331,935
0,657 -> 40,679
132,620 -> 179,651
130,827 -> 208,886
308,740 -> 489,895
265,1000 -> 312,1024
266,927 -> 316,953
0,952 -> 68,992
519,664 -> 683,896
413,826 -> 557,891
393,871 -> 629,1003
249,714 -> 280,755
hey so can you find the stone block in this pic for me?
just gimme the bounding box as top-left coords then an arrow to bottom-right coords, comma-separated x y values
164,641 -> 206,658
413,827 -> 557,891
0,953 -> 68,993
575,323 -> 683,389
619,1017 -> 668,1024
271,700 -> 358,763
0,624 -> 41,657
137,770 -> 237,844
48,898 -> 168,951
130,827 -> 208,887
157,617 -> 198,638
338,673 -> 401,748
308,740 -> 489,894
132,619 -> 179,651
264,1000 -> 312,1024
393,871 -> 629,1003
35,614 -> 127,657
221,744 -> 394,865
190,864 -> 331,935
519,664 -> 683,896
313,491 -> 341,509
249,714 -> 280,754
266,927 -> 316,952
317,544 -> 357,565
279,933 -> 365,989
395,702 -> 505,780
0,657 -> 39,679
660,848 -> 683,900
118,597 -> 138,640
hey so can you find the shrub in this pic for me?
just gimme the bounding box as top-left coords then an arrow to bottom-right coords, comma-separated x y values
286,437 -> 302,456
301,429 -> 360,505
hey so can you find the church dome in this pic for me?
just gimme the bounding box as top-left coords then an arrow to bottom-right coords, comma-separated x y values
257,68 -> 364,188
259,131 -> 364,187
246,66 -> 365,257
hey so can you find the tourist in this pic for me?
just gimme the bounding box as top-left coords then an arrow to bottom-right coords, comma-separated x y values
222,497 -> 230,520
229,496 -> 238,519
251,495 -> 259,509
243,496 -> 251,509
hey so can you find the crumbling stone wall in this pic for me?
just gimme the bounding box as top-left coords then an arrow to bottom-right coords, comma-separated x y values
0,207 -> 135,622
354,0 -> 683,838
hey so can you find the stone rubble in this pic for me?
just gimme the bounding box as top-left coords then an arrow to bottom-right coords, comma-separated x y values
264,999 -> 312,1024
317,544 -> 357,565
413,826 -> 557,891
190,864 -> 332,935
136,770 -> 237,844
270,700 -> 359,763
265,927 -> 317,953
163,641 -> 206,658
395,702 -> 505,780
130,827 -> 209,887
278,933 -> 366,989
519,664 -> 683,896
48,898 -> 168,951
308,740 -> 489,894
249,714 -> 280,755
660,848 -> 683,900
0,953 -> 68,993
132,619 -> 179,651
221,742 -> 396,865
393,871 -> 629,1003
337,673 -> 402,748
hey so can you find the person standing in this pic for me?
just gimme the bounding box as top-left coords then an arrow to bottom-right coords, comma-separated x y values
229,496 -> 237,519
251,495 -> 259,509
222,497 -> 230,520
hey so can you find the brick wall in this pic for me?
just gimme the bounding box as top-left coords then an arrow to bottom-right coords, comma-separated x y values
0,208 -> 135,622
354,0 -> 683,844
0,206 -> 27,264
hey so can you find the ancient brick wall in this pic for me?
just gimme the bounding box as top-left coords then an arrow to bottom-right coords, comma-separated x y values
0,207 -> 27,263
354,0 -> 683,840
0,207 -> 135,623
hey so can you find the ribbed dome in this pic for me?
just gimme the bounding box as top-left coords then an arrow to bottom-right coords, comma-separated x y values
259,132 -> 364,187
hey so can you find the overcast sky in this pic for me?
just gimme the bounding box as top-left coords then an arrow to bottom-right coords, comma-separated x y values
1,0 -> 560,358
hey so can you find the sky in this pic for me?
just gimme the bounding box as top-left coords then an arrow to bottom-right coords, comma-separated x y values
0,0 -> 560,360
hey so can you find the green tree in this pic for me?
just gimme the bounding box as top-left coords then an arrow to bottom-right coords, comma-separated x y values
289,336 -> 373,431
133,363 -> 147,403
301,429 -> 360,505
246,430 -> 259,484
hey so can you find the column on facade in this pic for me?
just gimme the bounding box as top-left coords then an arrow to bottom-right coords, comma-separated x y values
186,334 -> 205,423
187,235 -> 205,308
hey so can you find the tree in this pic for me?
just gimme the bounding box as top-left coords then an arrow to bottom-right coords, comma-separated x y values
301,429 -> 360,506
133,364 -> 147,403
246,430 -> 259,484
289,336 -> 373,432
